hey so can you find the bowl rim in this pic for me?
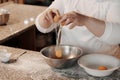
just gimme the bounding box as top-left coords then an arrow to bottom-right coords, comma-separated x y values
40,45 -> 83,60
78,54 -> 120,72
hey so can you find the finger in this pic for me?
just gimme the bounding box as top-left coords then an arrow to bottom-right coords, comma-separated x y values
65,18 -> 72,25
44,12 -> 52,24
60,14 -> 73,26
48,10 -> 54,23
59,14 -> 67,24
44,13 -> 49,22
44,16 -> 51,25
69,23 -> 76,29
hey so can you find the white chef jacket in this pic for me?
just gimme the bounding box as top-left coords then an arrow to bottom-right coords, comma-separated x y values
35,0 -> 120,55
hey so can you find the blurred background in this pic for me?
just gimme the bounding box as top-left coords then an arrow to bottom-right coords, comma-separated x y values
0,0 -> 56,51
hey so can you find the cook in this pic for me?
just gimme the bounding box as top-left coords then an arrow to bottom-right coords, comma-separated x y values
35,0 -> 120,59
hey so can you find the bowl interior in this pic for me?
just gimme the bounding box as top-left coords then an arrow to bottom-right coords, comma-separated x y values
78,54 -> 120,70
41,45 -> 83,59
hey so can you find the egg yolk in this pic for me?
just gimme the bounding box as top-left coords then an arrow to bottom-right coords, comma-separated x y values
98,66 -> 108,70
55,49 -> 62,58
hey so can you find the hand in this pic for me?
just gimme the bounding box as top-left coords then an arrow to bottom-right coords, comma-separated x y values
59,11 -> 87,29
40,8 -> 60,28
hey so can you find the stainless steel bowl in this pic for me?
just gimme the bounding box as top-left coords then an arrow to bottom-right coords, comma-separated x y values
0,9 -> 10,25
40,45 -> 83,69
0,13 -> 9,25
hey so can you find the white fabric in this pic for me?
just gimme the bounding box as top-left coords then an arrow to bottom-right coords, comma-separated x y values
35,0 -> 120,54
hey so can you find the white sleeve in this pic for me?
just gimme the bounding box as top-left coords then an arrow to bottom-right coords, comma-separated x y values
35,0 -> 64,33
99,3 -> 120,45
35,12 -> 57,33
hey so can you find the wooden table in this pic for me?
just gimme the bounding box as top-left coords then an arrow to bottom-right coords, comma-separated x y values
0,2 -> 47,50
0,45 -> 120,80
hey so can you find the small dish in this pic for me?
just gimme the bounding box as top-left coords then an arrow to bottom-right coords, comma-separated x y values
78,54 -> 120,77
0,49 -> 11,63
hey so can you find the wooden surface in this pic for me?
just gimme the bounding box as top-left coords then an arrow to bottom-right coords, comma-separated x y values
0,2 -> 47,50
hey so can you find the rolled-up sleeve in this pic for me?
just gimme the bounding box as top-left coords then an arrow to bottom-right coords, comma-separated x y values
35,0 -> 64,33
99,3 -> 120,45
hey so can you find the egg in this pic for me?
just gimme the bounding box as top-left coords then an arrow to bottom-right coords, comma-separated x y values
53,15 -> 61,23
98,66 -> 108,70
